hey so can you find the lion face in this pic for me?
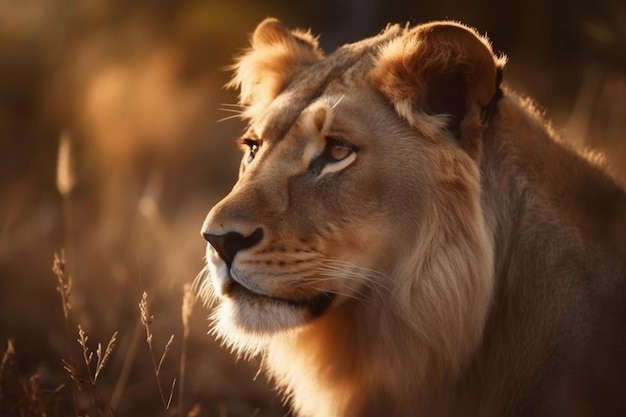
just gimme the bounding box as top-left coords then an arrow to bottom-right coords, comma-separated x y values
200,19 -> 500,356
201,86 -> 443,334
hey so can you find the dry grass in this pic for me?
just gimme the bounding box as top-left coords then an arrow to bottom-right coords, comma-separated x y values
0,120 -> 285,416
1,246 -> 282,417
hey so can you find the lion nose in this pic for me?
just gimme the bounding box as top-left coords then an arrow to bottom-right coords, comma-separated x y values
203,228 -> 264,267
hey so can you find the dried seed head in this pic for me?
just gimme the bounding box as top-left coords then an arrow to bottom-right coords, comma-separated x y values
56,132 -> 76,197
139,292 -> 153,326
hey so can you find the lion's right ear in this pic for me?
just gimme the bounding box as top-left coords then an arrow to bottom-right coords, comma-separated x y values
228,18 -> 324,119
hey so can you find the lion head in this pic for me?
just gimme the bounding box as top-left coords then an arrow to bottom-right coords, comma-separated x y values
199,19 -> 505,416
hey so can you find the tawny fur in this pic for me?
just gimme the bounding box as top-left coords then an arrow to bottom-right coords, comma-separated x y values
200,18 -> 626,417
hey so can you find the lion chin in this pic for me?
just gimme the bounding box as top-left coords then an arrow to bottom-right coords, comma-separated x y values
198,17 -> 626,417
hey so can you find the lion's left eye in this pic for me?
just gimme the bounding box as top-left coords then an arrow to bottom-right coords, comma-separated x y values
242,138 -> 260,163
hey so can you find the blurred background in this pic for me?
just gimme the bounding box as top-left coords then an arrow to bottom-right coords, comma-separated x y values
0,0 -> 624,416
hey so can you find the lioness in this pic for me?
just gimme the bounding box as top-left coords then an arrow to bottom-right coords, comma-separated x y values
198,18 -> 626,417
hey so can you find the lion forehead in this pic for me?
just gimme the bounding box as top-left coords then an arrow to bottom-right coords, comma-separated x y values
248,26 -> 403,143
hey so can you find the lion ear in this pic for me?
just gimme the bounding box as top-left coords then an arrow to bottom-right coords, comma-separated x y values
228,18 -> 324,117
372,21 -> 505,156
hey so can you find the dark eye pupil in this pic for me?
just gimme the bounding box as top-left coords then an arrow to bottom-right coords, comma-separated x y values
242,139 -> 259,163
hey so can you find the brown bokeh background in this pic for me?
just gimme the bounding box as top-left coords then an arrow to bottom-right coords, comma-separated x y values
0,1 -> 624,416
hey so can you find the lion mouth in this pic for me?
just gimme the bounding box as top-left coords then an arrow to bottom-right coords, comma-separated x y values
222,276 -> 336,318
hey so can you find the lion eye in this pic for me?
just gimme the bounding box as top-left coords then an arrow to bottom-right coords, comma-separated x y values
242,138 -> 260,163
309,136 -> 357,177
325,137 -> 354,162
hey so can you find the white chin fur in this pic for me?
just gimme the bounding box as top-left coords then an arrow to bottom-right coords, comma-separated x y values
213,298 -> 306,355
219,297 -> 308,333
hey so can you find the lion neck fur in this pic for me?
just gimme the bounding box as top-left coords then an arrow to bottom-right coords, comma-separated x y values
482,88 -> 626,259
468,89 -> 626,415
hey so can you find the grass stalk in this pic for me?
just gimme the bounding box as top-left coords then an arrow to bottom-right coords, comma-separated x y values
52,252 -> 80,417
139,291 -> 174,417
178,283 -> 196,416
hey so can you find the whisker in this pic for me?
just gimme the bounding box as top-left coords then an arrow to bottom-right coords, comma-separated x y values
219,108 -> 244,114
314,263 -> 386,279
306,276 -> 387,303
193,265 -> 218,307
318,258 -> 387,276
217,113 -> 245,123
306,259 -> 391,305
220,103 -> 245,108
276,253 -> 389,292
192,265 -> 208,292
311,264 -> 388,291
